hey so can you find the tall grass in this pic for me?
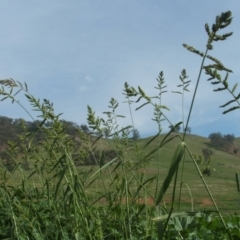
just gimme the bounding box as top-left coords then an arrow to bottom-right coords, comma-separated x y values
0,11 -> 240,239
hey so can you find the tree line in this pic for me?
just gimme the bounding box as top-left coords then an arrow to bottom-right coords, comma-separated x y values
0,116 -> 137,171
208,132 -> 238,153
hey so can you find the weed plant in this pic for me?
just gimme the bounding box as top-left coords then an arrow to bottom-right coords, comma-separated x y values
0,11 -> 240,240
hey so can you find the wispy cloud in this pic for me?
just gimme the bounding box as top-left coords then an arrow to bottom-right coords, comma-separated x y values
85,76 -> 92,82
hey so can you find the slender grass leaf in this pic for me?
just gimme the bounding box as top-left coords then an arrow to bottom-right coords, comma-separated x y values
138,86 -> 146,96
231,83 -> 238,93
159,105 -> 169,110
99,150 -> 105,168
180,182 -> 194,211
136,96 -> 142,103
143,132 -> 160,149
51,153 -> 66,172
133,176 -> 156,199
27,170 -> 37,179
155,141 -> 185,205
170,121 -> 183,133
63,184 -> 71,201
89,192 -> 112,206
24,82 -> 28,91
1,96 -> 8,101
87,177 -> 98,187
54,165 -> 68,201
109,174 -> 119,188
223,106 -> 240,114
236,173 -> 240,193
152,211 -> 202,221
172,91 -> 182,95
107,125 -> 132,137
213,87 -> 227,91
90,157 -> 118,178
145,135 -> 178,160
135,101 -> 150,111
91,135 -> 102,146
111,160 -> 121,173
235,93 -> 240,99
13,89 -> 22,96
220,99 -> 236,108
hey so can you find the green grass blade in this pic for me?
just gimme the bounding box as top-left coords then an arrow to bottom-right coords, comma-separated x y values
155,142 -> 185,205
143,132 -> 160,149
133,176 -> 156,199
180,182 -> 194,212
152,211 -> 201,221
90,157 -> 118,178
54,165 -> 68,200
145,135 -> 178,160
236,172 -> 240,193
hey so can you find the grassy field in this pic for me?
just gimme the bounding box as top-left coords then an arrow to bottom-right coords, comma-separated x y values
1,10 -> 240,239
90,133 -> 240,214
4,133 -> 239,215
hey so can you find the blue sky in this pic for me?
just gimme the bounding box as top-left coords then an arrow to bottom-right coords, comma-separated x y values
0,1 -> 240,138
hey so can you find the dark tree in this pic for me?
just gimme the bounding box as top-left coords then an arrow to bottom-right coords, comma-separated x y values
223,134 -> 235,145
80,124 -> 90,134
233,148 -> 238,154
209,132 -> 235,152
209,132 -> 224,148
202,148 -> 213,162
131,129 -> 140,140
185,127 -> 191,134
59,120 -> 80,136
202,167 -> 211,177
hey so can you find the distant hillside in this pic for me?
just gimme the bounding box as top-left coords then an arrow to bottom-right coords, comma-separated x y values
0,115 -> 82,146
1,115 -> 240,214
0,115 -> 82,160
0,115 -> 239,170
0,115 -> 116,168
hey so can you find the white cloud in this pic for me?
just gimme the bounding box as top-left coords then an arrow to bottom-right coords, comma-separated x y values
79,85 -> 88,92
85,75 -> 92,82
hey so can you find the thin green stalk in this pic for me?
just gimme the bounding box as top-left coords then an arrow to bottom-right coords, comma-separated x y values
179,182 -> 194,212
183,47 -> 208,141
178,84 -> 186,211
212,169 -> 237,189
178,152 -> 186,211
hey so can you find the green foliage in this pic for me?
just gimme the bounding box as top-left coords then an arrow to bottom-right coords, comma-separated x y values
162,213 -> 240,239
0,10 -> 239,240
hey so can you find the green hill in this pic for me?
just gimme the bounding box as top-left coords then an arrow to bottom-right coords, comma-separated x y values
91,133 -> 240,214
141,134 -> 240,213
0,114 -> 239,214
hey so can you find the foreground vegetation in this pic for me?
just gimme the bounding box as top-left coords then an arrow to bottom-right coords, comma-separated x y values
0,10 -> 240,239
